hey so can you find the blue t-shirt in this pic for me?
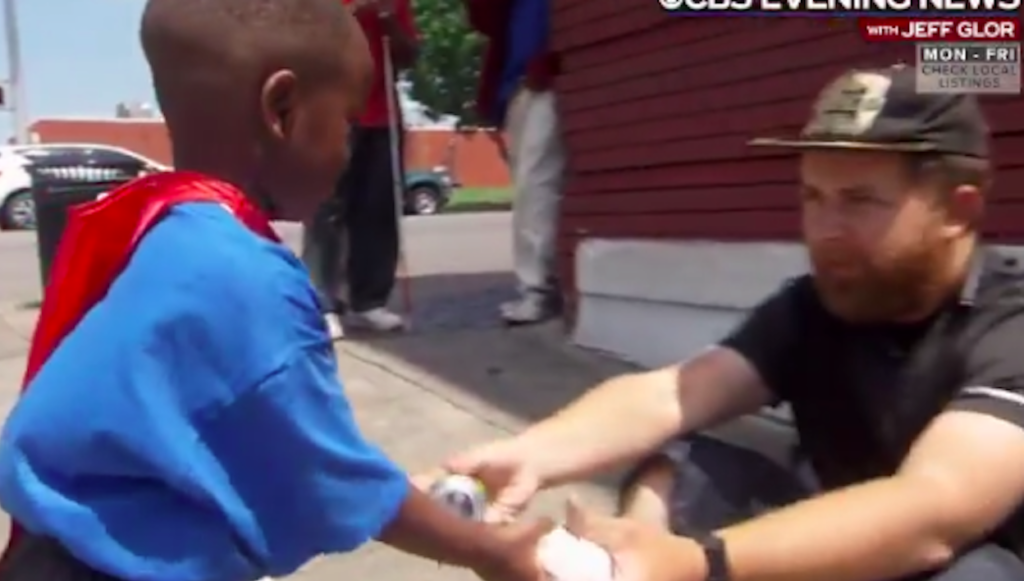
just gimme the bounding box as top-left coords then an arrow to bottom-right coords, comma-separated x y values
0,203 -> 410,581
495,0 -> 549,124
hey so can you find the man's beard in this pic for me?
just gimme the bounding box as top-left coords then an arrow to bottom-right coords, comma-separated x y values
809,235 -> 948,324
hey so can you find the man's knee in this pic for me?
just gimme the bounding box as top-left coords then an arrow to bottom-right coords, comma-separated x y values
619,435 -> 810,536
618,454 -> 674,529
921,545 -> 1024,581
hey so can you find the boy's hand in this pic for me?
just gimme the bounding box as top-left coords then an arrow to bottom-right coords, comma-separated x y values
409,466 -> 551,581
378,484 -> 550,577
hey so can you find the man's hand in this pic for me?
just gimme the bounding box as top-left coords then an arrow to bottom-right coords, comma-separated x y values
445,439 -> 544,523
471,519 -> 554,581
564,501 -> 706,581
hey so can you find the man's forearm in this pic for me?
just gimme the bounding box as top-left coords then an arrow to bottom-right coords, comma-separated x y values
509,368 -> 687,487
377,487 -> 504,569
716,476 -> 954,581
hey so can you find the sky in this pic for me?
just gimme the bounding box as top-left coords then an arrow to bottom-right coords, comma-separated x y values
0,0 -> 151,138
0,0 -> 446,141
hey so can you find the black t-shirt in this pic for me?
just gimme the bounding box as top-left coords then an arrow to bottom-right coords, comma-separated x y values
721,251 -> 1024,545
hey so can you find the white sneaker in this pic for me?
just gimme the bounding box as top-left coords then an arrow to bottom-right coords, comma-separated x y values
324,312 -> 345,340
500,296 -> 557,325
347,307 -> 407,332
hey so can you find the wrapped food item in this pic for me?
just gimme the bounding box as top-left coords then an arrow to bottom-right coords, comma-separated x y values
537,527 -> 615,581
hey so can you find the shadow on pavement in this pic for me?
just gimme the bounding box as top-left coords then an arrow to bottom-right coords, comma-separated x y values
348,270 -> 631,428
356,270 -> 798,465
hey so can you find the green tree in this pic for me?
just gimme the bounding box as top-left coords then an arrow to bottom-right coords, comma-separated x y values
407,0 -> 484,127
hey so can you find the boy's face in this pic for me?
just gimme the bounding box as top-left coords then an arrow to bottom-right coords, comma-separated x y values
255,26 -> 373,221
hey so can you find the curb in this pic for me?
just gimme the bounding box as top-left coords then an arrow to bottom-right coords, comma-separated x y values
442,202 -> 511,214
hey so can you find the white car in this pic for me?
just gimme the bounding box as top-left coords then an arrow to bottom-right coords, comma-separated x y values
0,143 -> 168,230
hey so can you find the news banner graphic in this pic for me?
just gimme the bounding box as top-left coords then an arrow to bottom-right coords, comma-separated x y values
657,0 -> 1020,12
859,17 -> 1019,93
655,0 -> 1021,96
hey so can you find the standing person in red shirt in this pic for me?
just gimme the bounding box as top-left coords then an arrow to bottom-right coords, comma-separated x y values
463,0 -> 565,325
302,0 -> 418,336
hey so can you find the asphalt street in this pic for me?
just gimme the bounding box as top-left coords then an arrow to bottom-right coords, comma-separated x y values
0,212 -> 517,327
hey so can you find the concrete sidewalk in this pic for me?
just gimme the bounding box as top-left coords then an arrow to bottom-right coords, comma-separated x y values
0,301 -> 627,581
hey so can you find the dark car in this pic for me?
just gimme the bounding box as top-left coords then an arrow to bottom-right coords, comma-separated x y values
403,166 -> 457,216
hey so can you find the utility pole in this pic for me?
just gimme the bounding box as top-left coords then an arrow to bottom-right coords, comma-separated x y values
3,0 -> 28,144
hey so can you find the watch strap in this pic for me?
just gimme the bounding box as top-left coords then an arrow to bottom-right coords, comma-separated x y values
694,532 -> 730,581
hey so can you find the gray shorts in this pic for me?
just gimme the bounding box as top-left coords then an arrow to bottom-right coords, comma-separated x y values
624,434 -> 814,537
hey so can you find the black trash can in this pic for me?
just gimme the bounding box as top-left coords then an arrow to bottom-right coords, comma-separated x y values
30,164 -> 139,287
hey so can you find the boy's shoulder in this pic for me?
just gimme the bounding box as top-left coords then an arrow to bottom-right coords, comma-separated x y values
117,202 -> 322,341
139,202 -> 305,289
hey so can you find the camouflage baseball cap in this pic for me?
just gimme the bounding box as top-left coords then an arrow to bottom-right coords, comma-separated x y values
750,65 -> 989,158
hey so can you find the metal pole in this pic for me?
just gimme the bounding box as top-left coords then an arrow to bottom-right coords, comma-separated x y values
3,0 -> 28,143
382,36 -> 413,324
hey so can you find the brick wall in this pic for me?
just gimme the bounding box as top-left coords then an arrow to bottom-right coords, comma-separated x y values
27,119 -> 511,188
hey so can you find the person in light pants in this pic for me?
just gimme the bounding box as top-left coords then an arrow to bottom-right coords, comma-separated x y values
501,87 -> 565,324
463,0 -> 565,325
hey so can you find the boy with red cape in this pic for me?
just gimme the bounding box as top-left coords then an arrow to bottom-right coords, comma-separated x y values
0,0 -> 550,580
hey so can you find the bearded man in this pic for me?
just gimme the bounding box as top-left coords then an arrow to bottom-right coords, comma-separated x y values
0,0 -> 550,580
439,65 -> 1024,581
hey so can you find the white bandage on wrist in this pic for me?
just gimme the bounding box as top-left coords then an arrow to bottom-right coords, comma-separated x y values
536,528 -> 614,581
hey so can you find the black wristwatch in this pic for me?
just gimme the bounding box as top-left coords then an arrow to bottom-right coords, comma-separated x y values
693,532 -> 730,581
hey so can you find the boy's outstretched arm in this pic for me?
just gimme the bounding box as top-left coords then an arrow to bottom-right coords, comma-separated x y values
379,487 -> 551,581
206,340 -> 550,580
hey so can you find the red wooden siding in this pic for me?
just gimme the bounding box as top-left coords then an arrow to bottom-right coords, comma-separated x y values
551,3 -> 1024,314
